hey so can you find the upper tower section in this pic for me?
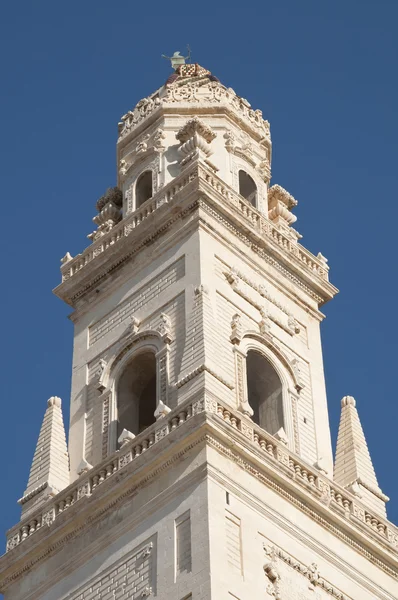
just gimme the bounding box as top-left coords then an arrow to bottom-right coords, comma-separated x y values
56,55 -> 335,310
117,59 -> 271,218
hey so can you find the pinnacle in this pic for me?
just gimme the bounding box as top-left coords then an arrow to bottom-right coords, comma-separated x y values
20,397 -> 70,516
334,396 -> 387,517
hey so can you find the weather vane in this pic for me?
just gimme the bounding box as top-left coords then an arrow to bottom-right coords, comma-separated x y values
162,46 -> 191,70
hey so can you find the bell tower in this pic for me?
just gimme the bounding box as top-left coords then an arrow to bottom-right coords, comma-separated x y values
1,56 -> 397,600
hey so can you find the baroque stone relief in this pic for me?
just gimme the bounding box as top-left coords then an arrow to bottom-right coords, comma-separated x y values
263,543 -> 351,600
117,78 -> 271,142
119,128 -> 166,180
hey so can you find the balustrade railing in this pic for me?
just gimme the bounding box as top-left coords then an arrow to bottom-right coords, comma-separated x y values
6,396 -> 397,555
60,163 -> 329,285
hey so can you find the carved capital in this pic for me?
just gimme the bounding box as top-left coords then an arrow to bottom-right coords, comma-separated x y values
268,184 -> 298,228
176,118 -> 217,170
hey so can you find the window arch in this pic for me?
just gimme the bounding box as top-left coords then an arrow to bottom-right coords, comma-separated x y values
238,170 -> 257,207
246,350 -> 283,435
135,170 -> 153,209
116,351 -> 157,439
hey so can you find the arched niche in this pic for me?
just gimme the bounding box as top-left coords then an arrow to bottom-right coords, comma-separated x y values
116,351 -> 157,438
136,170 -> 153,209
234,333 -> 300,451
101,330 -> 171,454
238,170 -> 257,207
246,350 -> 283,435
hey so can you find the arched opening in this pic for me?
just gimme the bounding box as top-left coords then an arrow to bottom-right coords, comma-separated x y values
238,170 -> 257,207
135,170 -> 153,209
116,351 -> 157,439
246,350 -> 283,434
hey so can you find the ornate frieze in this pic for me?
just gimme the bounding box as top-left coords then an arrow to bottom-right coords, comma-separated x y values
264,543 -> 351,600
117,78 -> 271,143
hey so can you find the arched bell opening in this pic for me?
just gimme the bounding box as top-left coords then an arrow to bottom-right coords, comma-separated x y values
135,170 -> 153,209
246,350 -> 283,435
238,170 -> 257,207
116,351 -> 157,439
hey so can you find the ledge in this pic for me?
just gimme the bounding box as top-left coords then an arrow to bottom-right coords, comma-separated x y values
1,395 -> 397,592
54,161 -> 337,308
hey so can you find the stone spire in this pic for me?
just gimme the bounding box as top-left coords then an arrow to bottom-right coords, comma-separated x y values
334,396 -> 388,517
18,397 -> 70,517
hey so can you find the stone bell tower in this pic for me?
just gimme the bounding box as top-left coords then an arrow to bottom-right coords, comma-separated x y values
1,56 -> 397,600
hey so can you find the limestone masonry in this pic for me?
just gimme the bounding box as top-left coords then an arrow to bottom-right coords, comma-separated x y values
0,56 -> 397,600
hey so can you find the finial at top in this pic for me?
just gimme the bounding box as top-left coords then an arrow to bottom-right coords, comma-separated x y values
162,46 -> 191,70
47,396 -> 62,408
341,395 -> 356,407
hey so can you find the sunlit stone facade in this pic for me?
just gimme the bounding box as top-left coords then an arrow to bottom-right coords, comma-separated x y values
0,59 -> 396,600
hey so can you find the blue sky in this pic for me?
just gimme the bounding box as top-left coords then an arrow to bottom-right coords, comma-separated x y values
0,0 -> 397,569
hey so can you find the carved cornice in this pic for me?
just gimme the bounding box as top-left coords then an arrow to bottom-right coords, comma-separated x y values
55,162 -> 337,309
2,398 -> 398,591
117,81 -> 271,145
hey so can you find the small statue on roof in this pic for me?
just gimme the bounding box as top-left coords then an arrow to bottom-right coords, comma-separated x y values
162,46 -> 191,70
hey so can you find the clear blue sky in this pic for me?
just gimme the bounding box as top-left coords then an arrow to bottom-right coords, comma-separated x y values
1,0 -> 397,567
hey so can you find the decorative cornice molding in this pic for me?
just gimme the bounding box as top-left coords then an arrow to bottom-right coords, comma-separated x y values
117,80 -> 271,145
2,399 -> 398,590
55,163 -> 336,309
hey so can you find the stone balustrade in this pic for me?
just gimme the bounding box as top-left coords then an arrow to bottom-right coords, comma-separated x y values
5,397 -> 398,555
199,168 -> 329,281
60,163 -> 329,286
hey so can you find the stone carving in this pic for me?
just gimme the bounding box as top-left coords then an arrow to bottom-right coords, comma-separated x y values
314,456 -> 329,475
176,117 -> 217,170
225,266 -> 291,316
154,399 -> 171,420
264,545 -> 281,599
118,95 -> 161,139
118,428 -> 135,447
61,252 -> 73,264
263,543 -> 351,600
157,313 -> 172,344
287,315 -> 301,335
230,313 -> 243,345
257,158 -> 271,182
235,351 -> 254,418
274,427 -> 289,446
136,133 -> 150,154
163,81 -> 270,137
290,393 -> 300,454
129,316 -> 141,335
268,184 -> 298,228
77,458 -> 93,476
88,191 -> 122,242
157,352 -> 168,404
176,118 -> 216,144
317,252 -> 329,267
259,306 -> 272,336
224,130 -> 236,152
41,508 -> 55,527
291,358 -> 305,391
6,534 -> 20,552
97,358 -> 107,392
153,128 -> 166,151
